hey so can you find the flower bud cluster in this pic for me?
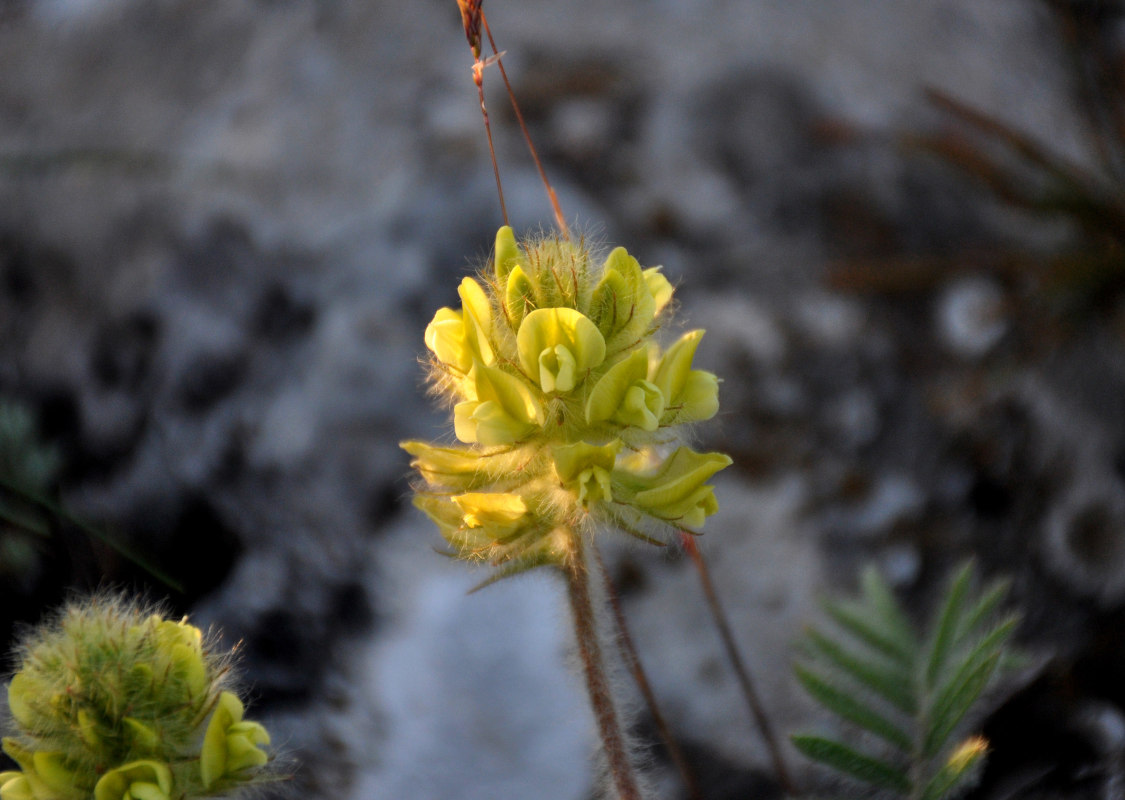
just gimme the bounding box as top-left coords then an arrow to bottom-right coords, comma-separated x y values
403,227 -> 731,580
1,597 -> 271,800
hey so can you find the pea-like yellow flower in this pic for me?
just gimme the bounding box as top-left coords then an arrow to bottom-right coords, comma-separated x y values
405,226 -> 731,583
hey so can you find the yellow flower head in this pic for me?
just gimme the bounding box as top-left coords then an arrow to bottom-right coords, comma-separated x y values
406,227 -> 730,582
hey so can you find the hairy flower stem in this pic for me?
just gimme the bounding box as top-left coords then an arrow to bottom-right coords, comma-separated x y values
566,534 -> 644,800
595,545 -> 702,800
680,533 -> 796,795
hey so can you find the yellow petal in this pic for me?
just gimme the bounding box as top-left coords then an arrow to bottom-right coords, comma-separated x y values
590,248 -> 656,352
458,278 -> 495,366
622,448 -> 731,529
94,762 -> 171,800
665,370 -> 719,424
0,774 -> 34,800
618,381 -> 665,431
424,307 -> 472,372
224,733 -> 269,774
31,753 -> 83,800
493,226 -> 521,283
643,267 -> 674,315
124,783 -> 167,800
478,364 -> 541,421
516,308 -> 606,392
653,330 -> 705,402
552,440 -> 621,485
504,264 -> 537,330
584,348 -> 650,424
200,692 -> 243,789
453,493 -> 528,529
6,673 -> 35,730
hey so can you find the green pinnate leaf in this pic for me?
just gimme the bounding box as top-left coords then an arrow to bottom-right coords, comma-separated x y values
793,664 -> 912,752
803,627 -> 917,715
923,650 -> 1001,757
955,578 -> 1011,646
925,562 -> 974,687
860,567 -> 920,656
822,596 -> 915,669
795,560 -> 1022,799
791,735 -> 911,793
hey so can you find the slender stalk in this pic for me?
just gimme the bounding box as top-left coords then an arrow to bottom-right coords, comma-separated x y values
472,58 -> 509,227
680,532 -> 796,795
565,533 -> 644,800
594,545 -> 703,800
480,9 -> 570,239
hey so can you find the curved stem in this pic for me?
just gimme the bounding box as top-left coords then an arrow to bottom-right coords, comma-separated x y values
565,534 -> 644,800
680,532 -> 796,795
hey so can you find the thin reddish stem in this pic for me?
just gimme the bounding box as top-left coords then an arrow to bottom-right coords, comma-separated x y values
595,545 -> 703,800
472,60 -> 509,227
480,9 -> 570,239
680,532 -> 797,796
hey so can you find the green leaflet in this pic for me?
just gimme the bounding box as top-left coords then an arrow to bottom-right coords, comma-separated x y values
791,735 -> 910,794
793,665 -> 912,752
802,628 -> 917,715
792,560 -> 1021,800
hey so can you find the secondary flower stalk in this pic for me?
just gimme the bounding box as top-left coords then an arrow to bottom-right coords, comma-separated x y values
1,596 -> 272,800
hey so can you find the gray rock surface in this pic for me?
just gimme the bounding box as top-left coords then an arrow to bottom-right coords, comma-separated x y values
2,1 -> 1124,799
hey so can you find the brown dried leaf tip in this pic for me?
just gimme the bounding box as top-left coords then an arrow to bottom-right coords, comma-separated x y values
456,0 -> 483,59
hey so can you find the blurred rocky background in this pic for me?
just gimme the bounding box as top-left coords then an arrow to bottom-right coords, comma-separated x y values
2,0 -> 1125,798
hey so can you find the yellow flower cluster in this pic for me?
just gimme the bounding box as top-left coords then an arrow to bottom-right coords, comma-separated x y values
403,227 -> 731,580
1,598 -> 270,800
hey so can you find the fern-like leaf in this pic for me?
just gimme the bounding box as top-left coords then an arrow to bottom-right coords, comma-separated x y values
792,560 -> 1021,800
791,735 -> 911,794
803,627 -> 917,715
794,663 -> 913,752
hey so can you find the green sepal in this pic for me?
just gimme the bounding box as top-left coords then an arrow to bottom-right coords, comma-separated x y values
124,718 -> 160,752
